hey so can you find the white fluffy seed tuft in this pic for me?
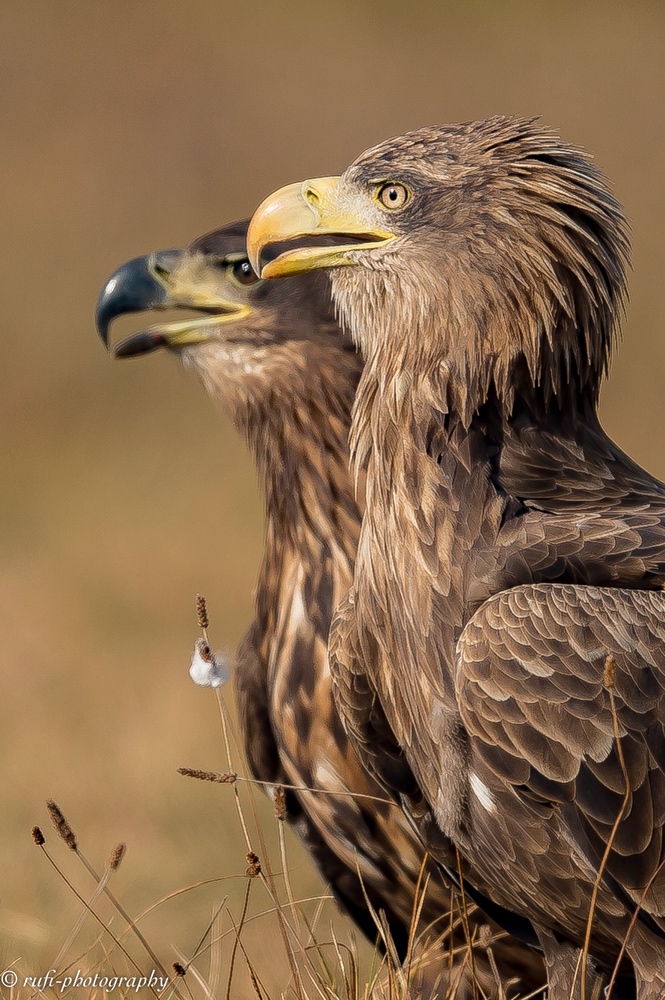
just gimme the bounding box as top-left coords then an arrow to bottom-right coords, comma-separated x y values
189,638 -> 230,688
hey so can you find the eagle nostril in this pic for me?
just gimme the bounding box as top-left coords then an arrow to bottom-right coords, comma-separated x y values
304,185 -> 321,209
150,249 -> 182,280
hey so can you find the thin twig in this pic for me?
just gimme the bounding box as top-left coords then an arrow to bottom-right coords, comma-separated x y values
45,801 -> 176,995
277,801 -> 301,944
226,906 -> 273,1000
179,766 -> 397,807
180,897 -> 228,973
455,845 -> 478,1000
605,854 -> 665,997
577,664 -> 631,1000
216,688 -> 310,999
225,878 -> 252,1000
51,864 -> 114,970
215,690 -> 253,850
34,842 -> 163,1000
404,853 -> 430,988
172,947 -> 215,1000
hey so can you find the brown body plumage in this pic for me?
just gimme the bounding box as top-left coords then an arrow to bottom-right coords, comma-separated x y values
96,219 -> 546,997
248,117 -> 665,996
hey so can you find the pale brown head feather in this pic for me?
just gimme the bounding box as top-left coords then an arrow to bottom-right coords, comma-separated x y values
332,117 -> 629,436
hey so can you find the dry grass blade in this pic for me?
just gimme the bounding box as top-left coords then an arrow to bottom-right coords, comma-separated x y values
302,948 -> 335,1000
576,663 -> 631,1000
605,853 -> 665,997
378,910 -> 403,992
38,923 -> 108,995
246,964 -> 268,1000
215,689 -> 253,851
51,861 -> 115,970
181,765 -> 397,807
32,837 -> 164,1000
214,687 -> 309,1000
208,903 -> 225,999
225,875 -> 252,1000
404,854 -> 430,988
352,856 -> 390,962
454,845 -> 478,1000
276,795 -> 302,947
301,900 -> 336,987
176,896 -> 228,983
225,906 -> 273,1000
445,950 -> 471,1000
44,803 -> 177,997
519,986 -> 550,1000
486,947 -> 506,1000
330,924 -> 358,1000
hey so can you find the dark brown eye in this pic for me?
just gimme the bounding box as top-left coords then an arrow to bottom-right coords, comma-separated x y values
231,258 -> 259,285
377,182 -> 409,210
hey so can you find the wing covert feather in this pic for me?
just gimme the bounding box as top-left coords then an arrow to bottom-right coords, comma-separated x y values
457,583 -> 665,912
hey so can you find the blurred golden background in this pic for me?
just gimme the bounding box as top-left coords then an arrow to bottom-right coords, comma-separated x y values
1,0 -> 664,989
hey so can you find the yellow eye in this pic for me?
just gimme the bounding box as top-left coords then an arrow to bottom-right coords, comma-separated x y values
377,182 -> 410,210
231,258 -> 260,285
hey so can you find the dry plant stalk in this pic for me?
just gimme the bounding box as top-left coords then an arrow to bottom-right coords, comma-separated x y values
225,878 -> 253,1000
606,854 -> 665,996
183,676 -> 509,1000
36,802 -> 180,998
213,685 -> 309,1000
577,654 -> 631,1000
33,613 -> 522,1000
31,827 -> 164,1000
454,845 -> 478,1000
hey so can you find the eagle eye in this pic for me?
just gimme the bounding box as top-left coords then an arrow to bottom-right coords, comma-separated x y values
231,258 -> 260,286
377,182 -> 410,210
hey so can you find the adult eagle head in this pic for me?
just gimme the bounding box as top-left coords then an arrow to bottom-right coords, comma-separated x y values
248,117 -> 629,424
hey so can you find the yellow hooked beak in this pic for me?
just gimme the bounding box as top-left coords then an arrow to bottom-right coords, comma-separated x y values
246,176 -> 396,279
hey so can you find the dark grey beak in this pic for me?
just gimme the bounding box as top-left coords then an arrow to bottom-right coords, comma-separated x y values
95,249 -> 182,349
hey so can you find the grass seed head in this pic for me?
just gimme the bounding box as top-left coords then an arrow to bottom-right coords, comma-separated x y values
197,640 -> 214,664
46,799 -> 77,851
196,594 -> 209,631
107,843 -> 127,871
245,851 -> 261,877
273,786 -> 287,822
604,653 -> 617,688
178,767 -> 238,783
